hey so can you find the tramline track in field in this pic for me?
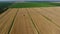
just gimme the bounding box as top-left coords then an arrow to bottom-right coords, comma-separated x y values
0,8 -> 18,34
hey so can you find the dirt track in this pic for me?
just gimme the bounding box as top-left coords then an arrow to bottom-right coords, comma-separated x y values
0,7 -> 60,34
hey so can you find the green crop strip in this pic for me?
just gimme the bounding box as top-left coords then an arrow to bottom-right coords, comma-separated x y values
10,2 -> 57,8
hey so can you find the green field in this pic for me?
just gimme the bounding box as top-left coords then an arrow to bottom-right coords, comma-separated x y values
10,2 -> 60,8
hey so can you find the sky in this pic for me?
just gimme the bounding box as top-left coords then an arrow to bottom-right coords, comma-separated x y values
0,0 -> 15,1
0,0 -> 60,1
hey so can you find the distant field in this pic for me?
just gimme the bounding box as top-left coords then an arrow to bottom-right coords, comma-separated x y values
10,2 -> 60,8
10,2 -> 54,8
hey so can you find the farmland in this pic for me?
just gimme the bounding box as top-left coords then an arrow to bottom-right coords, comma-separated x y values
0,1 -> 60,34
0,7 -> 60,34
